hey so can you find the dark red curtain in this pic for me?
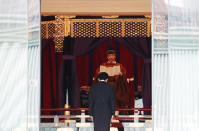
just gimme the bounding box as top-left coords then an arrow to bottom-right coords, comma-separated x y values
76,40 -> 109,87
41,39 -> 63,115
76,55 -> 89,86
92,40 -> 110,78
137,58 -> 144,87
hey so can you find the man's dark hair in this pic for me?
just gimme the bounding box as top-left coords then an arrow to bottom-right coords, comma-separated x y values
97,72 -> 109,80
106,50 -> 115,55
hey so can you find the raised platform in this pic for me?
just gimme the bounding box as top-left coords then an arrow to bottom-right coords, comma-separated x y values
40,108 -> 152,131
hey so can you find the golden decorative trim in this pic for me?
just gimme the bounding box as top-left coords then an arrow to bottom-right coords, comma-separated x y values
46,22 -> 49,39
64,18 -> 67,36
66,19 -> 71,37
59,15 -> 76,19
96,21 -> 99,37
54,17 -> 65,52
147,21 -> 151,37
70,21 -> 74,37
144,15 -> 152,18
69,18 -> 151,22
42,20 -> 55,24
102,15 -> 119,19
121,20 -> 125,37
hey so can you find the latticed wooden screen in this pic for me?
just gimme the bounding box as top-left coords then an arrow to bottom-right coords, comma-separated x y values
41,17 -> 151,52
48,23 -> 55,39
71,20 -> 151,38
41,24 -> 47,39
72,22 -> 96,37
54,17 -> 65,52
125,21 -> 148,37
41,22 -> 55,39
98,22 -> 122,37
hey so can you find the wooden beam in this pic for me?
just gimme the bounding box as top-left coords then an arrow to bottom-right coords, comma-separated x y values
42,12 -> 151,17
41,0 -> 152,16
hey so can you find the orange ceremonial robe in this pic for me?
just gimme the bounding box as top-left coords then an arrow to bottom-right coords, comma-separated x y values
95,62 -> 131,108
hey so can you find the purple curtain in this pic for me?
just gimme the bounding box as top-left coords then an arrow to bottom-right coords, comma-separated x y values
116,37 -> 151,113
63,37 -> 108,107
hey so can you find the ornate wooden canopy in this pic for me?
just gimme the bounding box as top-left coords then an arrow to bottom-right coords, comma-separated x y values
41,16 -> 151,52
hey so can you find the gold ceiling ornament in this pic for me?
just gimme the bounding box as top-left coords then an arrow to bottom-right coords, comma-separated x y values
41,16 -> 151,52
102,16 -> 119,19
144,15 -> 152,18
54,16 -> 65,52
59,15 -> 76,19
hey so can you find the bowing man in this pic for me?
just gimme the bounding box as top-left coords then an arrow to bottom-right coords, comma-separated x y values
89,72 -> 115,131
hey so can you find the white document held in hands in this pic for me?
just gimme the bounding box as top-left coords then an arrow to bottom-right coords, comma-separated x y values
99,65 -> 121,76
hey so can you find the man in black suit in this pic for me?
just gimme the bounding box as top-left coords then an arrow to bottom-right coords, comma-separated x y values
89,72 -> 115,131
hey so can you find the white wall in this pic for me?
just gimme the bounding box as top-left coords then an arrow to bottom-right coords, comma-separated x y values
0,0 -> 40,130
153,0 -> 199,130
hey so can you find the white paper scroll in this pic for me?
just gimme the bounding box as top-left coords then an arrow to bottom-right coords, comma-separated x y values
99,65 -> 121,76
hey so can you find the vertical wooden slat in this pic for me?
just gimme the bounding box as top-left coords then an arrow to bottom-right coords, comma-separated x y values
121,20 -> 125,37
147,20 -> 151,37
64,18 -> 67,37
67,19 -> 71,37
46,22 -> 49,39
96,21 -> 99,37
70,21 -> 74,37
